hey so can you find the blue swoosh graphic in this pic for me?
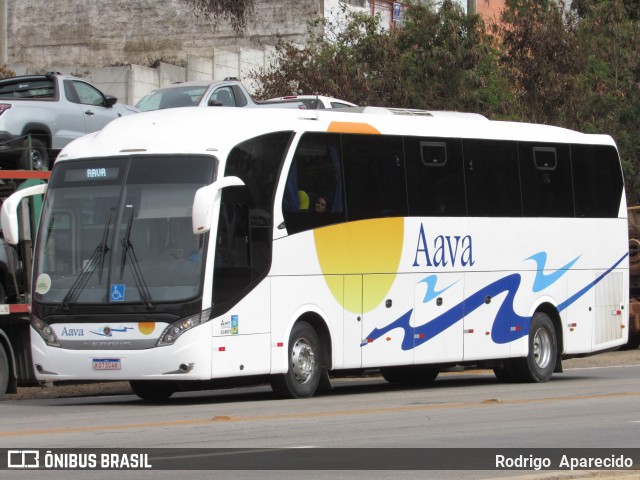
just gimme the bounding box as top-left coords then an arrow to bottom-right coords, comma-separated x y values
527,252 -> 581,292
364,274 -> 527,349
418,275 -> 460,303
363,252 -> 628,351
558,252 -> 628,312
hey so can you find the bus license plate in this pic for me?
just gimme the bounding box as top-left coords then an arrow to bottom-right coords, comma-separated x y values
92,359 -> 121,370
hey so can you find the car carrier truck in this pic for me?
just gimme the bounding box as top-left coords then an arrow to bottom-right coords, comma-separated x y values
0,169 -> 49,399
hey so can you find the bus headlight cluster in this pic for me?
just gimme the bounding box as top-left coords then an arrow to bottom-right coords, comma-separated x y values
157,309 -> 211,347
31,316 -> 61,348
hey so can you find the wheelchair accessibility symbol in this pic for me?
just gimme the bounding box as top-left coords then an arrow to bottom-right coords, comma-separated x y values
110,284 -> 125,302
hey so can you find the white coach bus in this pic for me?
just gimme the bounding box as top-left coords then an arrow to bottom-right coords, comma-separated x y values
1,106 -> 629,400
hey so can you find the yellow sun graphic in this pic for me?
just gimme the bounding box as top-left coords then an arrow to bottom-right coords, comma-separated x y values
313,217 -> 404,313
138,322 -> 155,335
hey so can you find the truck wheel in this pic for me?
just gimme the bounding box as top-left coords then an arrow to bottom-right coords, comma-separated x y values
129,381 -> 175,401
513,312 -> 557,383
270,321 -> 322,399
0,343 -> 9,399
20,137 -> 50,171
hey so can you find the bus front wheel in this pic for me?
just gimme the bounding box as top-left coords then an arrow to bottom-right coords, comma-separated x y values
514,312 -> 557,383
129,380 -> 175,401
271,321 -> 322,399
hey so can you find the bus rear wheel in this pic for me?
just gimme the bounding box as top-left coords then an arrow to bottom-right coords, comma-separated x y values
129,380 -> 175,401
270,321 -> 322,399
513,312 -> 557,383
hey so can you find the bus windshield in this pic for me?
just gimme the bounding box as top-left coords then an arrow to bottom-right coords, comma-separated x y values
33,155 -> 216,306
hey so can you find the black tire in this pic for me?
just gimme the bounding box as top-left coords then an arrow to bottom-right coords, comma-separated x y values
129,380 -> 175,401
513,312 -> 557,383
19,137 -> 50,171
0,342 -> 9,400
0,282 -> 6,304
270,321 -> 322,399
381,365 -> 439,385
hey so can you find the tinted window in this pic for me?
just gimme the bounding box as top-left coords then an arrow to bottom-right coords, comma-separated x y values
342,134 -> 407,221
463,140 -> 521,217
520,143 -> 574,217
405,137 -> 466,216
572,144 -> 623,218
0,78 -> 55,98
282,133 -> 346,234
213,132 -> 293,313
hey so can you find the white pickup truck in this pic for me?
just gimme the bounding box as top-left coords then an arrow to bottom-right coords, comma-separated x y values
0,73 -> 137,170
135,78 -> 306,111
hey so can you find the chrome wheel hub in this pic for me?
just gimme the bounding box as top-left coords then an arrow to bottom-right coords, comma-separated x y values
291,338 -> 315,384
533,327 -> 552,369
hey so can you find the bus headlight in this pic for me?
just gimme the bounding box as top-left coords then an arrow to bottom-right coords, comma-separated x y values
31,316 -> 61,348
157,309 -> 211,347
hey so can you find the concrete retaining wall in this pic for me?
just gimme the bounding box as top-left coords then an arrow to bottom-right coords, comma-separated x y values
5,0 -> 322,70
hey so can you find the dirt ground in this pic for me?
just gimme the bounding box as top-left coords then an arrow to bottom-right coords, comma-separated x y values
5,347 -> 640,401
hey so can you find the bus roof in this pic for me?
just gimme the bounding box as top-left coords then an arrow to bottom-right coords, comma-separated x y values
57,106 -> 617,162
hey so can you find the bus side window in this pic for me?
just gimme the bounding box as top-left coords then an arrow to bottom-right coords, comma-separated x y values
572,144 -> 624,218
342,134 -> 407,221
519,143 -> 574,217
282,132 -> 346,234
405,137 -> 466,217
463,139 -> 521,217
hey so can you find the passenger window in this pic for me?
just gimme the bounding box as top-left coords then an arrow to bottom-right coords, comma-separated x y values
209,86 -> 236,107
520,143 -> 574,217
572,144 -> 623,218
282,133 -> 346,234
463,139 -> 521,217
70,81 -> 106,106
213,132 -> 293,313
342,134 -> 407,221
405,137 -> 466,217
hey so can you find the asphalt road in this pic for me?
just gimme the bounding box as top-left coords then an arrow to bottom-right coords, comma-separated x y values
0,349 -> 639,480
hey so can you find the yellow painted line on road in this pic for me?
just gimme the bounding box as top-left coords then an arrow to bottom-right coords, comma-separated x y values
2,390 -> 640,438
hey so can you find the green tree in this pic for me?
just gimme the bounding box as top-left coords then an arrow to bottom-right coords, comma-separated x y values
251,8 -> 393,104
495,0 -> 581,125
570,0 -> 640,203
396,1 -> 513,115
252,1 -> 512,115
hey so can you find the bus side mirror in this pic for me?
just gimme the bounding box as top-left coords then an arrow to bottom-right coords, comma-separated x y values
0,183 -> 48,245
192,176 -> 244,234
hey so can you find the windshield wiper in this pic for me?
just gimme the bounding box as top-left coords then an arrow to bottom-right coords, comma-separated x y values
119,212 -> 155,310
61,215 -> 111,310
